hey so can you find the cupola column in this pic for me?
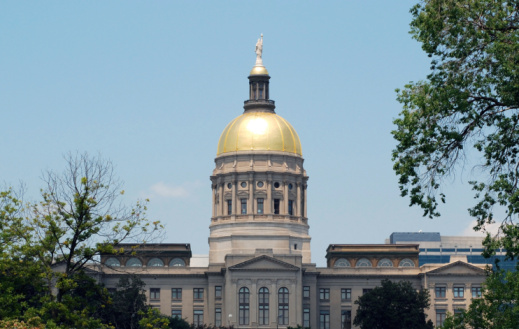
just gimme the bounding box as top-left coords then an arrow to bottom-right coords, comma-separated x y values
283,181 -> 289,215
219,183 -> 224,216
248,174 -> 254,215
232,179 -> 237,215
296,182 -> 302,217
266,174 -> 272,214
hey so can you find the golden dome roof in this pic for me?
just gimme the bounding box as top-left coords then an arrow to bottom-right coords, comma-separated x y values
217,111 -> 302,156
250,65 -> 269,76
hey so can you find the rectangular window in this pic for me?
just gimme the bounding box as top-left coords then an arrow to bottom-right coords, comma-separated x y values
227,200 -> 232,215
435,286 -> 446,298
172,309 -> 182,319
150,288 -> 160,301
257,198 -> 264,214
274,199 -> 280,214
303,308 -> 310,328
319,310 -> 330,329
215,286 -> 222,299
453,286 -> 465,298
341,310 -> 352,329
241,199 -> 247,214
288,200 -> 294,215
471,286 -> 482,298
319,288 -> 330,301
215,308 -> 222,327
362,289 -> 372,295
193,310 -> 204,327
194,288 -> 204,300
341,288 -> 351,301
303,286 -> 310,298
436,309 -> 446,327
172,288 -> 182,301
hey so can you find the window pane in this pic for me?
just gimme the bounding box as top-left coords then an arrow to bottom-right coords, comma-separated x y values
341,310 -> 352,329
172,288 -> 182,300
303,286 -> 310,298
150,288 -> 160,300
435,286 -> 446,298
303,308 -> 310,328
257,198 -> 264,214
126,257 -> 142,267
274,199 -> 280,214
341,288 -> 351,300
215,308 -> 222,327
241,199 -> 247,214
259,287 -> 269,325
278,288 -> 289,325
320,311 -> 330,329
239,287 -> 250,325
105,257 -> 120,267
169,258 -> 185,267
148,258 -> 164,267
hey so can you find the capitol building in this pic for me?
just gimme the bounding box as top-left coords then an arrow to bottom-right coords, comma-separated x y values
97,38 -> 486,329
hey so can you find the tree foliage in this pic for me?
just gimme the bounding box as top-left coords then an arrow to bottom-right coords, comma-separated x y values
392,0 -> 519,255
441,269 -> 519,329
0,153 -> 163,328
353,279 -> 434,329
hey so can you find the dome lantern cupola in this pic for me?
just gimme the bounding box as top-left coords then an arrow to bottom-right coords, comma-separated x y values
244,34 -> 275,112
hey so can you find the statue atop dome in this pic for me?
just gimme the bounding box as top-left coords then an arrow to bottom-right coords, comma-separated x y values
255,34 -> 263,65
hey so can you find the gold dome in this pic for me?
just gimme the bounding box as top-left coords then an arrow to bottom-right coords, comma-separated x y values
217,111 -> 302,156
250,65 -> 269,76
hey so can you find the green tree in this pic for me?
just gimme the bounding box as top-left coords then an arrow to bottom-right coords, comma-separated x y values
441,269 -> 519,329
353,279 -> 434,329
392,0 -> 519,256
168,316 -> 191,329
107,275 -> 149,329
0,189 -> 46,321
0,153 -> 163,328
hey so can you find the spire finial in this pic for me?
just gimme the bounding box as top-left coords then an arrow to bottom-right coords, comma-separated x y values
255,34 -> 263,66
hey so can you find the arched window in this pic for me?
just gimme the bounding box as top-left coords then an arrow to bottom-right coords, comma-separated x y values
377,258 -> 393,267
258,287 -> 269,325
239,287 -> 250,325
334,258 -> 351,268
147,258 -> 164,267
105,257 -> 120,267
356,258 -> 372,267
169,258 -> 186,267
126,257 -> 142,267
399,258 -> 415,267
278,287 -> 289,325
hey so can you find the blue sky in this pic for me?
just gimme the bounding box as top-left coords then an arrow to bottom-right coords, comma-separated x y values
1,1 -> 487,266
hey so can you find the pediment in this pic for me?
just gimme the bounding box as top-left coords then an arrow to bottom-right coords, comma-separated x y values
426,261 -> 486,276
228,255 -> 300,272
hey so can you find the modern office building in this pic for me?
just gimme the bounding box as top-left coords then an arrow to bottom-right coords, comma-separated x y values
96,39 -> 487,329
389,232 -> 516,271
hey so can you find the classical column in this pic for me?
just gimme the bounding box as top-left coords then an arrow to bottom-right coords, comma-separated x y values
266,175 -> 272,214
303,184 -> 307,217
283,180 -> 289,215
219,183 -> 224,216
248,174 -> 254,214
296,182 -> 301,217
212,185 -> 216,217
232,178 -> 237,215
